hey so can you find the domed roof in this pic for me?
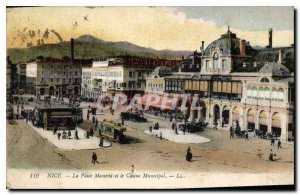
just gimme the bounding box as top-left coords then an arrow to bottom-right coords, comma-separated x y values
259,62 -> 290,76
203,29 -> 254,56
151,66 -> 172,77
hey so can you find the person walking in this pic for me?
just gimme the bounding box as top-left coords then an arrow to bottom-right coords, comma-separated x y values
99,137 -> 104,147
271,138 -> 275,146
92,152 -> 99,164
57,132 -> 61,140
75,129 -> 79,140
245,131 -> 249,141
186,146 -> 192,162
278,140 -> 282,149
149,126 -> 152,133
230,126 -> 234,139
175,125 -> 178,135
68,130 -> 72,139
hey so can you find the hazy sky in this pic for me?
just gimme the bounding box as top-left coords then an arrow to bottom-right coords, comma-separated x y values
6,6 -> 294,51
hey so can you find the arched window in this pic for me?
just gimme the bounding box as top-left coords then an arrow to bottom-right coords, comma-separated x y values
213,52 -> 219,70
260,77 -> 270,83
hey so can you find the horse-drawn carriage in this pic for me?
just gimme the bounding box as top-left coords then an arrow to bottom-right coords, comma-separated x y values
178,121 -> 207,133
120,112 -> 147,122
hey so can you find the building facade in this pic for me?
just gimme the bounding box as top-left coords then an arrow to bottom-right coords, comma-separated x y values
144,28 -> 294,141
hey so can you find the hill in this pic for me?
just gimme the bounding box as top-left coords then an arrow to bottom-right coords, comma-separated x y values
7,34 -> 192,64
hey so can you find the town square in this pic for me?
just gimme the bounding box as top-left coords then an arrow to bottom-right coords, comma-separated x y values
6,6 -> 295,189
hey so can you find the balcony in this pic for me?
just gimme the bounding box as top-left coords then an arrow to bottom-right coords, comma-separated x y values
245,98 -> 290,108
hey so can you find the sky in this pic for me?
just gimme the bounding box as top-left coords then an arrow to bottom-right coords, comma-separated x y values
6,6 -> 294,51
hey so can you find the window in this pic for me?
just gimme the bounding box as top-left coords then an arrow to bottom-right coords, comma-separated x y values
64,72 -> 66,76
62,78 -> 65,83
57,78 -> 60,82
69,78 -> 72,83
261,78 -> 270,83
50,78 -> 53,82
41,78 -> 44,82
129,71 -> 133,78
213,52 -> 219,70
222,59 -> 227,70
205,60 -> 209,71
138,72 -> 142,77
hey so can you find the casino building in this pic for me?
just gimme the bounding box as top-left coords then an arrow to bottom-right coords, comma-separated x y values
144,27 -> 294,141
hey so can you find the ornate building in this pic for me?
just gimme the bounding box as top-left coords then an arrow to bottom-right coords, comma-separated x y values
145,28 -> 294,141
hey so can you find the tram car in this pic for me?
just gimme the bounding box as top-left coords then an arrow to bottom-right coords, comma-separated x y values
100,120 -> 127,144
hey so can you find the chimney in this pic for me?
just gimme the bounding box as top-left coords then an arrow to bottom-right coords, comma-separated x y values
268,28 -> 272,48
71,38 -> 74,63
240,40 -> 246,56
200,41 -> 205,54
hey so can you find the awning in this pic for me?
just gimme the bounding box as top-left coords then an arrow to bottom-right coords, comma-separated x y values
141,94 -> 178,110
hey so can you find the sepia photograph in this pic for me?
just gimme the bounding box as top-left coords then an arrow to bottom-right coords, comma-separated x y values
5,5 -> 295,189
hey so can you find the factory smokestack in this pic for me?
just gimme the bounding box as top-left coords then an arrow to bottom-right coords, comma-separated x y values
201,41 -> 205,54
71,38 -> 74,63
268,28 -> 272,48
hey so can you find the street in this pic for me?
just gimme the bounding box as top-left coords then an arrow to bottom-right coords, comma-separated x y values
7,102 -> 294,175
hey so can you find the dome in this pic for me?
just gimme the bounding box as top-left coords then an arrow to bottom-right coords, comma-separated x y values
203,29 -> 254,56
151,66 -> 172,77
259,62 -> 290,76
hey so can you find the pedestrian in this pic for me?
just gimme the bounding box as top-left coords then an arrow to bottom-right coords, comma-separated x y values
90,127 -> 94,136
86,131 -> 90,139
271,138 -> 275,146
92,152 -> 99,164
68,130 -> 72,139
214,122 -> 218,130
186,146 -> 192,162
159,131 -> 162,140
87,113 -> 90,120
131,165 -> 135,174
99,137 -> 104,147
269,149 -> 276,161
172,122 -> 175,130
92,116 -> 95,124
62,130 -> 67,139
175,125 -> 178,135
57,132 -> 61,140
245,131 -> 249,141
149,126 -> 152,133
230,126 -> 234,139
278,140 -> 282,149
75,129 -> 79,140
26,115 -> 28,123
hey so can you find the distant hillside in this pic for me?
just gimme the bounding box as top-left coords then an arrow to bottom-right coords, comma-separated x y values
77,34 -> 192,57
7,34 -> 191,64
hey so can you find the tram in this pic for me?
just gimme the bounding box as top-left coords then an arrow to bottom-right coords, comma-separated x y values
100,120 -> 127,143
